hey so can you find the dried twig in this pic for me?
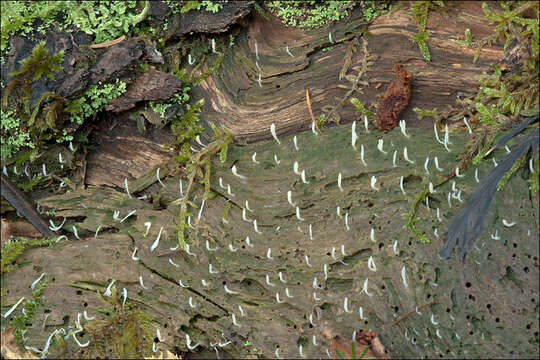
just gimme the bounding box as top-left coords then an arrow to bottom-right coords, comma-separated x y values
306,89 -> 327,137
89,35 -> 126,49
390,297 -> 447,327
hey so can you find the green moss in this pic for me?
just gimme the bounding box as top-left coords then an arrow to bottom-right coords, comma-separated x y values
9,280 -> 48,345
66,80 -> 127,125
0,109 -> 34,160
402,189 -> 430,244
446,1 -> 539,195
169,99 -> 205,157
84,287 -> 154,358
350,98 -> 375,119
10,42 -> 64,82
1,237 -> 58,275
497,153 -> 527,191
2,41 -> 64,110
1,41 -> 68,160
267,1 -> 356,29
410,1 -> 446,61
412,107 -> 441,122
473,63 -> 539,127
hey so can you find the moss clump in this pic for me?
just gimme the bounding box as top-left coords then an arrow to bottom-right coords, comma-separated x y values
0,109 -> 34,160
497,153 -> 527,191
2,41 -> 64,110
83,287 -> 154,358
410,1 -> 446,61
9,280 -> 48,345
473,64 -> 539,128
171,121 -> 233,248
402,190 -> 430,244
267,1 -> 357,29
1,41 -> 66,162
457,2 -> 539,63
350,98 -> 375,120
1,237 -> 57,274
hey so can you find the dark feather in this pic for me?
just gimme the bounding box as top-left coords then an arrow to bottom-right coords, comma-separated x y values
439,129 -> 539,260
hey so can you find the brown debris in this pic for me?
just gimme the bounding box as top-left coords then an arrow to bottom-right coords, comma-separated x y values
375,64 -> 412,131
1,328 -> 38,359
105,68 -> 183,113
321,327 -> 389,359
89,35 -> 126,49
172,1 -> 254,36
390,297 -> 447,327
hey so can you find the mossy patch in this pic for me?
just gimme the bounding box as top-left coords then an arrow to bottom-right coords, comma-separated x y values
82,287 -> 154,358
1,237 -> 58,275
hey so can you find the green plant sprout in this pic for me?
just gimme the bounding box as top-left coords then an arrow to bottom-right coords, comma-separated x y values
335,341 -> 371,359
61,1 -> 149,43
66,80 -> 127,125
149,101 -> 170,118
1,1 -> 151,54
1,109 -> 34,160
267,1 -> 357,29
455,2 -> 539,63
9,280 -> 48,345
164,0 -> 227,14
410,1 -> 446,61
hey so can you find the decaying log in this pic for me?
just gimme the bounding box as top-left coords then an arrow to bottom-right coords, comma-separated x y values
2,125 -> 538,359
191,1 -> 505,144
2,2 -> 538,359
86,1 -> 506,190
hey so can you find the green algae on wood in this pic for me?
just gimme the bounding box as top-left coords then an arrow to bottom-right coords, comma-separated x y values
2,122 -> 537,358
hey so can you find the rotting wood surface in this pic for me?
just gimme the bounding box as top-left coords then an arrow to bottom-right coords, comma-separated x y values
84,1 -> 505,190
191,1 -> 505,145
2,2 -> 538,359
2,125 -> 538,358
